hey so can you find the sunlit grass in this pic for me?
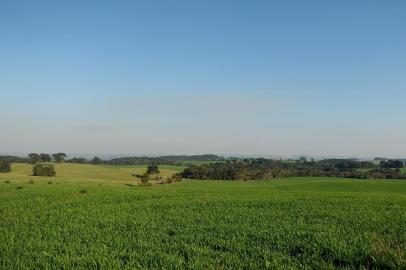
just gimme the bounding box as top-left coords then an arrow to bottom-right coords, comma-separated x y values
0,164 -> 405,268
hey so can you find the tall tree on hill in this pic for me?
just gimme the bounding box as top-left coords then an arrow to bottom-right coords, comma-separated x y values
52,153 -> 67,163
28,153 -> 41,164
40,153 -> 52,163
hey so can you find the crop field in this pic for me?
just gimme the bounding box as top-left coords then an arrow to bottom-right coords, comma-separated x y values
0,164 -> 405,269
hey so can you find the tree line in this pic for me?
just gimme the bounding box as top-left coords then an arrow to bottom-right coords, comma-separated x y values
12,154 -> 221,166
180,158 -> 406,180
28,153 -> 67,163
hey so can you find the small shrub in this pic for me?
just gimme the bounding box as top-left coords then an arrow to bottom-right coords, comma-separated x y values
167,177 -> 173,184
140,173 -> 150,184
80,190 -> 87,194
28,179 -> 34,184
4,180 -> 10,184
48,181 -> 52,184
172,174 -> 183,182
32,164 -> 56,177
16,186 -> 23,190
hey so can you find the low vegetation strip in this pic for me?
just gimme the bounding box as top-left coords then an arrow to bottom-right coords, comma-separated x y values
180,158 -> 406,180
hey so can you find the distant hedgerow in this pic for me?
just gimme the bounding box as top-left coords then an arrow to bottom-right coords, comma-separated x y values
32,164 -> 56,177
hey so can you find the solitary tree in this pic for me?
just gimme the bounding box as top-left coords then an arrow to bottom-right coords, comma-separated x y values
28,153 -> 41,164
147,165 -> 160,175
52,153 -> 67,163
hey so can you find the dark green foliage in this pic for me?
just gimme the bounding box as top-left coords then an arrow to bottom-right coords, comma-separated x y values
380,160 -> 405,169
147,165 -> 160,175
90,157 -> 103,165
32,164 -> 56,177
52,153 -> 67,163
66,157 -> 88,164
0,161 -> 11,173
28,179 -> 34,184
28,153 -> 41,164
181,158 -> 406,180
0,155 -> 30,163
4,180 -> 10,184
16,186 -> 22,190
3,154 -> 222,166
48,181 -> 52,184
107,155 -> 221,166
39,153 -> 52,163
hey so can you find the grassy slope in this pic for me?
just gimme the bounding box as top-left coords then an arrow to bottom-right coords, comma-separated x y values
0,164 -> 405,269
4,163 -> 182,185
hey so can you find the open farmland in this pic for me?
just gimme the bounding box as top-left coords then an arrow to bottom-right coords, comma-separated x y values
0,164 -> 405,269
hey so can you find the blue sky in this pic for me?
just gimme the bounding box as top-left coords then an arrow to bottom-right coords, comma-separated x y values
1,0 -> 405,157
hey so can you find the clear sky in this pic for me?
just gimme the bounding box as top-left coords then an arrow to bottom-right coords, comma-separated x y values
1,0 -> 405,158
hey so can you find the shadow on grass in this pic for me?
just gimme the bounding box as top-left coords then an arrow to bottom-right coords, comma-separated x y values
125,184 -> 135,187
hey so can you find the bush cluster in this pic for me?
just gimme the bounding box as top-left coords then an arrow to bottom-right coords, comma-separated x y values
164,174 -> 183,184
32,164 -> 56,177
0,161 -> 11,173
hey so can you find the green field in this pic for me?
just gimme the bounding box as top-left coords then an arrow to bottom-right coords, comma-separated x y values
1,164 -> 405,269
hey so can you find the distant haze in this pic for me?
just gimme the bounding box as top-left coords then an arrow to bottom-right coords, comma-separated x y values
1,1 -> 405,158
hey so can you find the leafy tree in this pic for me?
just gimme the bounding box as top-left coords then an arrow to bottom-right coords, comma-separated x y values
40,153 -> 51,163
0,161 -> 11,173
147,165 -> 160,175
28,153 -> 41,164
52,153 -> 67,163
32,164 -> 56,176
90,157 -> 103,165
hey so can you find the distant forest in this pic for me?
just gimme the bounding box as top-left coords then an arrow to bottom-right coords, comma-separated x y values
0,154 -> 222,166
1,154 -> 405,180
180,158 -> 406,180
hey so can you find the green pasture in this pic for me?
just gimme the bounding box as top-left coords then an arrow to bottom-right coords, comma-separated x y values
0,164 -> 405,269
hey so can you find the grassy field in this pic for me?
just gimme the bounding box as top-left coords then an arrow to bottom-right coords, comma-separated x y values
0,164 -> 405,269
3,163 -> 181,185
